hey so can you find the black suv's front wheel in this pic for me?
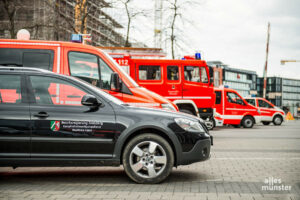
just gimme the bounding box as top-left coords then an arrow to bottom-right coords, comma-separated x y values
122,133 -> 174,184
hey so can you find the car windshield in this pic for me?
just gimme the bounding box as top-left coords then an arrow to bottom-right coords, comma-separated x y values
71,76 -> 125,105
100,50 -> 140,88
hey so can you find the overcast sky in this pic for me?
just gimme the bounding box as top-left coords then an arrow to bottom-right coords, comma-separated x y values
113,0 -> 300,79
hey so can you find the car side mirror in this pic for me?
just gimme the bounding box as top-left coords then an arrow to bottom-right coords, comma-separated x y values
110,72 -> 121,92
81,94 -> 102,107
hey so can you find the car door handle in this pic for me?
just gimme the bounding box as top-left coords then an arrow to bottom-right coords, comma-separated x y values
34,112 -> 49,118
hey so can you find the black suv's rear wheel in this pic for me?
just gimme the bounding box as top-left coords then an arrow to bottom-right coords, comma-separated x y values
122,133 -> 174,184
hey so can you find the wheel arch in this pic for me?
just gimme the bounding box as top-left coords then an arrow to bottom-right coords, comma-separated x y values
241,114 -> 255,123
173,100 -> 199,117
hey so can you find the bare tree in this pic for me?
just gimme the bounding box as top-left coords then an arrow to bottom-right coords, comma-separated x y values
163,0 -> 197,59
113,0 -> 148,47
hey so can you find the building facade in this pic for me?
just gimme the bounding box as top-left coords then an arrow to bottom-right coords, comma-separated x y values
0,0 -> 126,46
207,61 -> 257,97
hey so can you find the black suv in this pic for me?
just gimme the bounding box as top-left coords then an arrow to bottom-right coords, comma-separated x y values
0,67 -> 212,183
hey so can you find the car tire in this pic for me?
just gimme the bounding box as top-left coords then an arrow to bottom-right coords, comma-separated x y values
242,116 -> 254,128
273,115 -> 283,126
262,121 -> 270,125
122,133 -> 174,184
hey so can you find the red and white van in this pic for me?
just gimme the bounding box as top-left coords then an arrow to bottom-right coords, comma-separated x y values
214,87 -> 261,128
0,39 -> 178,111
244,97 -> 285,125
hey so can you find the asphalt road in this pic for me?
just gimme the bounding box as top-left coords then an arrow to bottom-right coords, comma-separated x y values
0,120 -> 300,200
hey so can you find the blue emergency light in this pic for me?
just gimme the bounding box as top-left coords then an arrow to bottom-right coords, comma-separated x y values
195,53 -> 201,60
224,85 -> 229,88
251,94 -> 256,97
71,34 -> 83,43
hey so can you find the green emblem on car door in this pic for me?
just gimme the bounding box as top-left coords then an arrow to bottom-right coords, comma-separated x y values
50,121 -> 60,131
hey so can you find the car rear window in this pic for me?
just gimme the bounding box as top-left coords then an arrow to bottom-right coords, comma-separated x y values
0,48 -> 54,71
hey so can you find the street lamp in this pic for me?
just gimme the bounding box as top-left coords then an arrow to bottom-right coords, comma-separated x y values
280,60 -> 300,65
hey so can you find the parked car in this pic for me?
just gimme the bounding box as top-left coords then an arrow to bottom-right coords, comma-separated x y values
244,97 -> 285,125
0,67 -> 212,184
214,87 -> 261,128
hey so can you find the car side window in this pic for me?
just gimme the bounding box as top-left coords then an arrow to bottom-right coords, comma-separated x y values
258,99 -> 273,108
167,66 -> 179,80
245,99 -> 255,106
0,48 -> 54,70
99,57 -> 114,90
227,92 -> 244,105
68,51 -> 100,87
0,74 -> 22,104
29,76 -> 87,106
139,65 -> 161,80
184,66 -> 200,82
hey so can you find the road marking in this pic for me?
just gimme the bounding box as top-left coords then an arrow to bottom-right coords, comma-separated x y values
214,157 -> 300,160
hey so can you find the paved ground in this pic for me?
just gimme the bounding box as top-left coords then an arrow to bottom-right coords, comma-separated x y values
0,120 -> 300,200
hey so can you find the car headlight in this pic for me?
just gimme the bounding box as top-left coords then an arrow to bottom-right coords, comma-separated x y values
174,118 -> 205,132
161,103 -> 176,111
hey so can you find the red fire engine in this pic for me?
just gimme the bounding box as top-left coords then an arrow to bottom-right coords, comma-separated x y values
101,48 -> 216,129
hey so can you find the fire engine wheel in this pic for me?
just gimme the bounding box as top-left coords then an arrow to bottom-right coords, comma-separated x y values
242,116 -> 254,128
205,119 -> 214,130
180,109 -> 194,116
273,115 -> 283,126
122,133 -> 174,184
262,121 -> 270,125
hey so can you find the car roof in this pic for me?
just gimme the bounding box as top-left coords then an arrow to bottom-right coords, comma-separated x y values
0,66 -> 54,74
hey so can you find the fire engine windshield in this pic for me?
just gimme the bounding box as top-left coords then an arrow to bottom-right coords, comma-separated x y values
101,50 -> 139,88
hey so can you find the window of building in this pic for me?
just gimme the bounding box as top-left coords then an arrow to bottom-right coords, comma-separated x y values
258,99 -> 273,108
167,66 -> 179,80
69,51 -> 100,87
226,92 -> 244,105
0,75 -> 22,104
184,66 -> 200,82
139,65 -> 161,80
30,76 -> 87,106
215,91 -> 221,104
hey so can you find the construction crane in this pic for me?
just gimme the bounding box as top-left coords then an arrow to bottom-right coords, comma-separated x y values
280,60 -> 300,65
154,0 -> 163,48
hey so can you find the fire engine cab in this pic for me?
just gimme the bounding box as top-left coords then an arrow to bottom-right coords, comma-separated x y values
244,97 -> 285,125
214,87 -> 261,128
